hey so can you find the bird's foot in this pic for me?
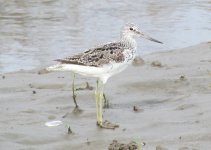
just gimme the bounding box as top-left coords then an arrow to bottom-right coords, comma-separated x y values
72,106 -> 83,114
97,120 -> 119,129
103,102 -> 110,109
103,94 -> 110,109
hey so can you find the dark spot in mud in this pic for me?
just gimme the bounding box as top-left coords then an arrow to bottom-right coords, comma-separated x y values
180,75 -> 187,81
2,75 -> 5,79
32,90 -> 36,94
86,138 -> 91,145
122,128 -> 126,131
197,112 -> 204,116
178,147 -> 190,150
57,76 -> 64,79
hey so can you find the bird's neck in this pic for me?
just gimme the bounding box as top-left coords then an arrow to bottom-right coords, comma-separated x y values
120,34 -> 137,49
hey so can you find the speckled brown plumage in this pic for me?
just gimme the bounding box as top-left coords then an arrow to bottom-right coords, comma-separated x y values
55,42 -> 128,67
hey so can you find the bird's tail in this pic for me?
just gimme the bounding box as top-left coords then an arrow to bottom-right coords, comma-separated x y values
38,64 -> 64,74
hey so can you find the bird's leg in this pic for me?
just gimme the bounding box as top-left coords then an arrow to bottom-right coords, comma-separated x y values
103,93 -> 109,108
95,80 -> 100,123
97,80 -> 119,129
72,73 -> 82,113
99,81 -> 104,124
72,73 -> 78,107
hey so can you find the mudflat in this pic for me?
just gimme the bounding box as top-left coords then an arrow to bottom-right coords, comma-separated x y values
1,42 -> 211,150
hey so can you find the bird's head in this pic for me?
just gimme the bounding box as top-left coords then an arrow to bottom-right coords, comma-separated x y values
122,23 -> 163,44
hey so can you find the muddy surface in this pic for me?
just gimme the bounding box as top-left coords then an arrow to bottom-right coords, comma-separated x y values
0,42 -> 211,149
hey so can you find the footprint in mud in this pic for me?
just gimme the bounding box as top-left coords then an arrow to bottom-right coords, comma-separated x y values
2,133 -> 25,141
174,104 -> 195,111
178,147 -> 192,150
28,83 -> 65,89
156,145 -> 169,150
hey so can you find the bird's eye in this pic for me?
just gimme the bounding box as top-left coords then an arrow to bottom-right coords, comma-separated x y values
129,27 -> 133,31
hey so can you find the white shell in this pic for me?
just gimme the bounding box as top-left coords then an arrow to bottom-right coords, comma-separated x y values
45,120 -> 63,127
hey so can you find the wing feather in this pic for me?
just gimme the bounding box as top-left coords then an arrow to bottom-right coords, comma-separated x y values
55,42 -> 126,67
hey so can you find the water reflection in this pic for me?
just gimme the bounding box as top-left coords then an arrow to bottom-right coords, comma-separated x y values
0,0 -> 210,73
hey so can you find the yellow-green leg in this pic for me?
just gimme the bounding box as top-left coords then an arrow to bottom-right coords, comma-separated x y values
99,81 -> 104,124
95,80 -> 100,122
72,73 -> 82,113
72,75 -> 108,109
72,73 -> 78,108
96,80 -> 119,129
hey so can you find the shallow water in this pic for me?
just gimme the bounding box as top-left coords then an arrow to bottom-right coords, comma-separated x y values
0,0 -> 210,73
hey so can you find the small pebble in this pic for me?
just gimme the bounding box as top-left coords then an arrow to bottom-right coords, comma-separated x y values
32,90 -> 36,94
133,106 -> 143,112
151,61 -> 162,67
132,56 -> 145,66
180,75 -> 187,81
